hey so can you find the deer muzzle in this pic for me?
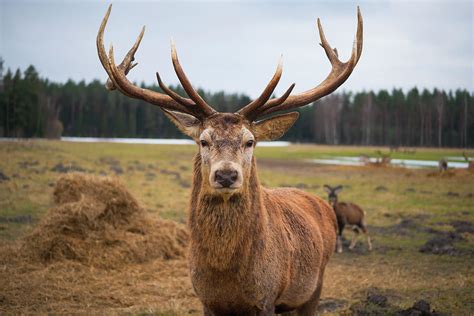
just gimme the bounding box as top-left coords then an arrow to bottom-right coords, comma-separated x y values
210,162 -> 242,191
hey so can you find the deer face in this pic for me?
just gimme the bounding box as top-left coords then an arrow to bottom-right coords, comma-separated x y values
324,185 -> 343,207
199,114 -> 253,193
165,111 -> 299,196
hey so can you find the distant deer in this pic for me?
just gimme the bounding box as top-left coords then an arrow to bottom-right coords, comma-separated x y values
359,151 -> 391,167
438,159 -> 448,173
324,185 -> 372,253
374,150 -> 391,166
97,5 -> 363,315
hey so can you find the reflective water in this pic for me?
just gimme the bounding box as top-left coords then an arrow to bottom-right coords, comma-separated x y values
311,156 -> 469,169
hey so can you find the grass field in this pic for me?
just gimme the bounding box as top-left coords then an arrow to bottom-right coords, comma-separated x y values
0,140 -> 473,315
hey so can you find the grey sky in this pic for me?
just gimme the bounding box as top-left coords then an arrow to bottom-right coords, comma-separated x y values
1,0 -> 472,98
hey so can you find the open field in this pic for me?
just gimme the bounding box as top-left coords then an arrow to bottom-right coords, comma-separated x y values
0,140 -> 473,315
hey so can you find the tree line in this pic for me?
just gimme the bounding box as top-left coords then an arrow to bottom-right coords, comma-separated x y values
0,63 -> 472,147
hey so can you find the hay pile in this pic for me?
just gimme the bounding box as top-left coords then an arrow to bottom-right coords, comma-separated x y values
21,173 -> 188,268
0,174 -> 198,314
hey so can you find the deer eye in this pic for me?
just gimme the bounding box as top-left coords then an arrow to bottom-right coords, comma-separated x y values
245,140 -> 254,148
200,140 -> 209,147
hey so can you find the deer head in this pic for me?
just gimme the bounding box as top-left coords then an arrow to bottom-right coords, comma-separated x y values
97,5 -> 363,196
324,184 -> 343,206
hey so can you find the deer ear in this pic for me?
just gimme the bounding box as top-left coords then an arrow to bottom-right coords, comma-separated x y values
334,185 -> 343,194
253,112 -> 299,141
323,185 -> 332,194
163,110 -> 201,140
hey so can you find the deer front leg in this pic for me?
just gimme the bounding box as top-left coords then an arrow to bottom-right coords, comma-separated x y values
336,223 -> 345,253
361,225 -> 373,251
336,235 -> 343,253
349,228 -> 359,250
366,234 -> 373,251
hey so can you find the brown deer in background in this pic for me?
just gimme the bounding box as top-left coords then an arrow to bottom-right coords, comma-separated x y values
324,185 -> 372,253
97,5 -> 363,315
438,159 -> 448,173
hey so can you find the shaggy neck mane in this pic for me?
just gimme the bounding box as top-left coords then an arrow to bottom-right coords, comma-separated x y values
189,154 -> 267,270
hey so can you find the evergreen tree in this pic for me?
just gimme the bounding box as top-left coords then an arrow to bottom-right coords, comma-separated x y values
0,63 -> 472,147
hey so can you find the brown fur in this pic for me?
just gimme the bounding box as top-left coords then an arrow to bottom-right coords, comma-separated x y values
438,159 -> 448,173
189,155 -> 336,314
324,185 -> 372,253
334,202 -> 366,228
334,202 -> 372,252
186,114 -> 337,315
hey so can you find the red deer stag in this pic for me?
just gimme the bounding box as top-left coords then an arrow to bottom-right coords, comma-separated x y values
324,185 -> 372,253
97,5 -> 363,315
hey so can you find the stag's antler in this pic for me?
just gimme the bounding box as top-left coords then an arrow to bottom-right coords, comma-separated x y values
97,4 -> 215,119
237,58 -> 296,120
238,7 -> 363,121
97,5 -> 363,123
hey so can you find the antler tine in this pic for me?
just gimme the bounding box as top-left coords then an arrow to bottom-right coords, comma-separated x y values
170,41 -> 216,117
257,7 -> 363,118
237,56 -> 283,118
97,5 -> 216,119
97,4 -> 144,92
354,6 -> 363,64
249,83 -> 296,120
97,4 -> 121,92
156,72 -> 204,118
156,72 -> 194,107
107,45 -> 194,114
109,25 -> 145,89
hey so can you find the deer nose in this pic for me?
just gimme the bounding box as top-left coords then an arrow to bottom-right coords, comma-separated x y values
214,169 -> 238,188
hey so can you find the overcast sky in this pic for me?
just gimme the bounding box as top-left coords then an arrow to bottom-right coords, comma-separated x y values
1,0 -> 472,98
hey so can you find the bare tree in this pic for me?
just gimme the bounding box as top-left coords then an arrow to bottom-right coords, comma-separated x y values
43,96 -> 63,139
322,95 -> 343,144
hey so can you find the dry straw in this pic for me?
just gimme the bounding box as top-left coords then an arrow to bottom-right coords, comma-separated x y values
21,173 -> 189,268
0,174 -> 198,314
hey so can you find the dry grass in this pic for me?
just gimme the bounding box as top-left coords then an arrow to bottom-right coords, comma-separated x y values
0,254 -> 199,314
